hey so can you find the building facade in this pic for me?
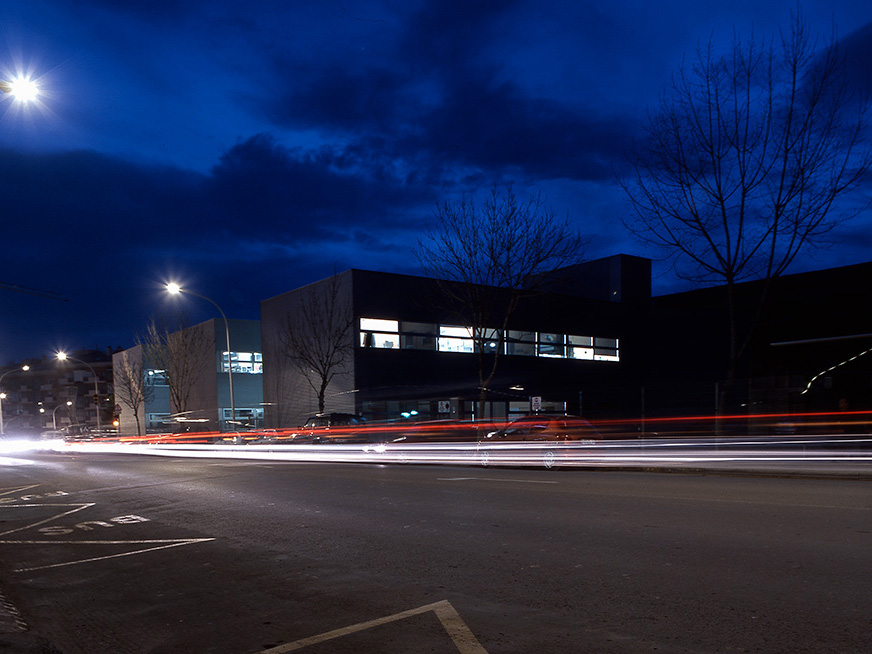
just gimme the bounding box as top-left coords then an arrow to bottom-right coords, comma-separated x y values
261,256 -> 652,427
113,318 -> 264,434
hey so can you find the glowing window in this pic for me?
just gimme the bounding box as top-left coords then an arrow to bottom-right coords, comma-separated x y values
538,333 -> 565,358
360,318 -> 398,332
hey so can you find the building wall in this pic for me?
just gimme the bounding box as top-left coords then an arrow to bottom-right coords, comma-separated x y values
113,318 -> 263,434
261,273 -> 356,428
262,266 -> 646,425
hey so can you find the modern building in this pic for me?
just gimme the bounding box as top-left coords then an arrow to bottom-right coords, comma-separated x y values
112,318 -> 264,434
262,254 -> 872,429
261,255 -> 652,427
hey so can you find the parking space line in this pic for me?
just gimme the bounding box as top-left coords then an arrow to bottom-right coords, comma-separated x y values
1,538 -> 216,573
0,503 -> 94,537
260,599 -> 488,653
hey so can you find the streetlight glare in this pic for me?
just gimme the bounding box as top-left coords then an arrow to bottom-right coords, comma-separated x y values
56,351 -> 68,361
166,283 -> 182,294
0,76 -> 40,102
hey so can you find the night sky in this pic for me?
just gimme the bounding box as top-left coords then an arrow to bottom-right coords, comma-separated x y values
2,0 -> 871,364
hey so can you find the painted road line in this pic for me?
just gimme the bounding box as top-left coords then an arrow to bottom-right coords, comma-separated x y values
260,599 -> 488,653
1,538 -> 217,573
0,503 -> 95,537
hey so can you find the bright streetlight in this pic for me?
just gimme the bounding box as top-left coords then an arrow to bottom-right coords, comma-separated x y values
0,364 -> 30,435
56,353 -> 102,434
0,76 -> 40,102
165,283 -> 236,431
53,401 -> 73,431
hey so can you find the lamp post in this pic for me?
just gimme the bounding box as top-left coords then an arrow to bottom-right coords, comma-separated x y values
166,283 -> 236,431
53,401 -> 73,431
56,353 -> 102,434
0,365 -> 30,435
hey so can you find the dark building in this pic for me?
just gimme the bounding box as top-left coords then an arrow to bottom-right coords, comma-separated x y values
261,255 -> 652,427
649,260 -> 872,418
262,254 -> 872,431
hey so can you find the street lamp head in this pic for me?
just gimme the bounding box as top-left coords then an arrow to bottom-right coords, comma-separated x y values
0,76 -> 40,102
166,283 -> 182,295
22,365 -> 30,372
56,352 -> 68,361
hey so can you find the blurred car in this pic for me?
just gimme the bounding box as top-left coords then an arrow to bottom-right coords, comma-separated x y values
482,414 -> 600,443
291,412 -> 369,443
478,414 -> 601,469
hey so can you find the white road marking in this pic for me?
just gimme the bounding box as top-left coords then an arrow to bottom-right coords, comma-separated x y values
0,503 -> 94,536
2,538 -> 216,572
0,484 -> 41,496
260,599 -> 488,653
0,498 -> 216,572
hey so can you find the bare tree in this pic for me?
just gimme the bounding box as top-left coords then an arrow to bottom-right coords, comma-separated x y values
280,274 -> 354,415
140,312 -> 212,427
417,183 -> 586,418
622,10 -> 870,408
113,349 -> 152,436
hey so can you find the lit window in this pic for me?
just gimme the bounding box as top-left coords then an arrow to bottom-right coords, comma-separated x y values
360,318 -> 398,332
220,352 -> 264,374
593,337 -> 620,361
568,335 -> 594,359
538,333 -> 565,358
438,326 -> 475,353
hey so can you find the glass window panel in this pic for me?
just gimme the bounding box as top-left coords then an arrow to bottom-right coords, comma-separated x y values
440,325 -> 473,338
594,337 -> 618,348
506,330 -> 535,342
568,335 -> 593,347
506,341 -> 536,356
438,337 -> 475,353
370,333 -> 399,349
401,334 -> 437,350
360,318 -> 398,332
538,333 -> 565,358
569,347 -> 594,360
401,321 -> 437,335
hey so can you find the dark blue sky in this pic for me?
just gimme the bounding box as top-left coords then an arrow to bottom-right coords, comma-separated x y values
2,0 -> 871,363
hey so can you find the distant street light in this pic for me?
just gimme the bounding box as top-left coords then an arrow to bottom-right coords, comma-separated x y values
0,76 -> 40,102
56,353 -> 102,434
0,364 -> 30,435
53,401 -> 73,431
165,283 -> 236,431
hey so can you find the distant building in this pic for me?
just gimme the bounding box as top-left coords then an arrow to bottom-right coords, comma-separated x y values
0,349 -> 116,436
112,318 -> 263,434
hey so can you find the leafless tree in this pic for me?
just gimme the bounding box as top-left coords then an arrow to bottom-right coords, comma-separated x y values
417,183 -> 586,418
280,274 -> 354,415
622,10 -> 870,408
140,312 -> 211,426
113,349 -> 152,436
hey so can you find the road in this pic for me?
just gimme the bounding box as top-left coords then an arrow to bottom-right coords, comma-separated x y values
1,449 -> 870,653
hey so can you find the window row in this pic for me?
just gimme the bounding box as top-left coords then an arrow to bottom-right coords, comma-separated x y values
359,319 -> 619,361
219,351 -> 263,374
